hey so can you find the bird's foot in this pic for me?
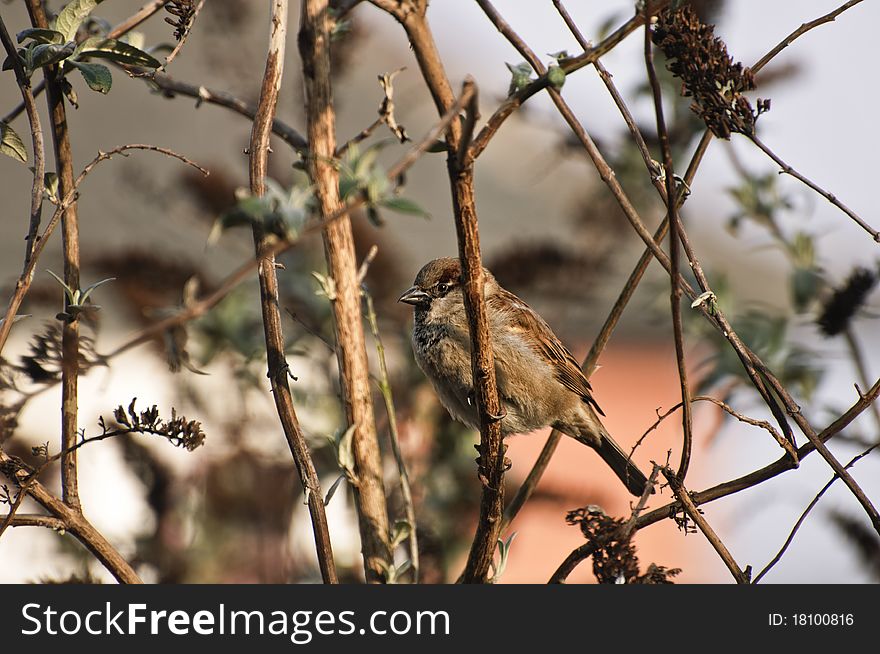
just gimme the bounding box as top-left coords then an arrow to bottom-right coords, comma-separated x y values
466,392 -> 507,422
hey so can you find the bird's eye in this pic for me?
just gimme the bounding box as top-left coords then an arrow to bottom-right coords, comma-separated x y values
436,282 -> 450,295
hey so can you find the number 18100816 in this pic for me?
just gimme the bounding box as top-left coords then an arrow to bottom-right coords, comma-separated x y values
769,613 -> 854,626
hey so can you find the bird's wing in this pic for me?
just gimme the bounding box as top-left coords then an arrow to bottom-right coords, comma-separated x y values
488,288 -> 605,416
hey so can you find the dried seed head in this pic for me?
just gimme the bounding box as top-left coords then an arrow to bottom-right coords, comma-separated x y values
165,1 -> 197,41
817,267 -> 878,337
652,6 -> 759,139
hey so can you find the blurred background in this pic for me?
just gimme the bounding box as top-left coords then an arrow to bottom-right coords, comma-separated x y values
1,0 -> 878,583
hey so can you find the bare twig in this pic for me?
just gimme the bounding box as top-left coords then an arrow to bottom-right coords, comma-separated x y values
26,0 -> 81,508
548,465 -> 661,583
468,1 -> 672,162
644,9 -> 693,482
844,328 -> 880,430
0,449 -> 142,583
1,514 -> 66,530
300,0 -> 391,582
161,0 -> 206,70
750,0 -> 865,73
662,466 -> 751,583
0,145 -> 207,356
753,444 -> 876,584
145,72 -> 309,151
248,0 -> 338,585
749,134 -> 878,243
0,15 -> 44,270
634,378 -> 880,533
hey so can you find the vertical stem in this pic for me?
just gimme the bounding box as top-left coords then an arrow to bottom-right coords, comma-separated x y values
25,0 -> 80,509
249,0 -> 338,584
398,5 -> 505,583
644,12 -> 693,482
662,468 -> 750,583
843,327 -> 880,432
364,289 -> 419,581
299,0 -> 391,582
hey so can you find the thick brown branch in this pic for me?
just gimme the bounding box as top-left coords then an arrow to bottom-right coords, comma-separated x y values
26,0 -> 81,509
248,0 -> 338,584
301,0 -> 391,582
0,449 -> 142,583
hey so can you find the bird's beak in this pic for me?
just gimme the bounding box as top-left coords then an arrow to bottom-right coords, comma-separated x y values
398,286 -> 431,306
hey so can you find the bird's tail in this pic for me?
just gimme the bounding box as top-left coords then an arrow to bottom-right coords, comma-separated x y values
593,434 -> 651,497
563,405 -> 653,497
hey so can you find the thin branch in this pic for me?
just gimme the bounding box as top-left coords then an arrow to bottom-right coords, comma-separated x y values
749,134 -> 878,243
548,465 -> 661,583
144,71 -> 308,151
363,275 -> 419,582
844,327 -> 880,430
468,1 -> 671,162
662,467 -> 751,583
249,0 -> 338,585
644,9 -> 693,483
634,377 -> 880,532
300,0 -> 391,582
0,15 -> 45,270
161,0 -> 206,70
0,449 -> 142,583
750,0 -> 865,73
0,145 -> 207,356
753,444 -> 876,584
1,514 -> 66,530
370,0 -> 507,583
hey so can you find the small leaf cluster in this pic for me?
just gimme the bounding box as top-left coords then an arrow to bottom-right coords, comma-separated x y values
47,270 -> 114,323
338,143 -> 430,226
2,0 -> 161,100
211,179 -> 312,243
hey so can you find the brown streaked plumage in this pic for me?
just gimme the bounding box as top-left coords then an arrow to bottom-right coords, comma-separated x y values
399,257 -> 650,497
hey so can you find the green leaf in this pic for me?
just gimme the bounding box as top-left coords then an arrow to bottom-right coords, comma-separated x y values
69,61 -> 112,93
74,37 -> 161,68
44,172 -> 59,203
30,42 -> 76,70
16,28 -> 66,45
54,0 -> 105,42
547,65 -> 566,90
0,121 -> 27,163
380,196 -> 430,218
506,61 -> 534,96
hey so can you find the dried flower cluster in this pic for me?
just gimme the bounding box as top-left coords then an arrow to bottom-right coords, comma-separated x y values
165,1 -> 197,41
566,505 -> 681,583
652,7 -> 760,138
817,267 -> 878,337
104,398 -> 206,451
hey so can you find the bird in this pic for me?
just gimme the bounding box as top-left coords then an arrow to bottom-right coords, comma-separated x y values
398,257 -> 650,497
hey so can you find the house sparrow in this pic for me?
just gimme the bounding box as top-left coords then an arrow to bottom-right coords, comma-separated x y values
399,257 -> 650,497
